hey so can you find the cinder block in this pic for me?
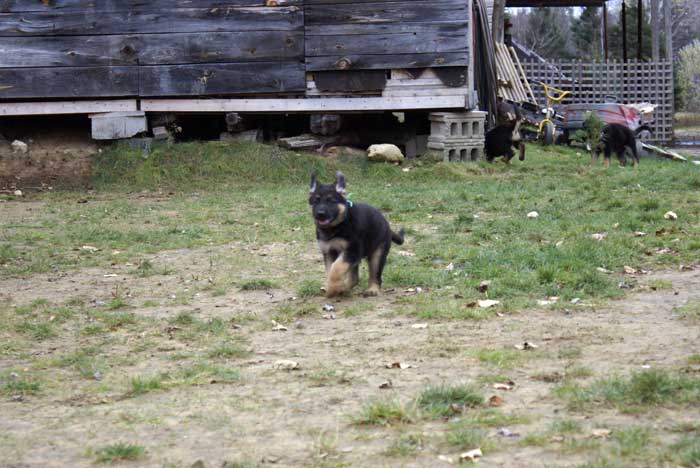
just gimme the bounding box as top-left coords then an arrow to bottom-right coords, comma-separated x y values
428,111 -> 487,143
90,111 -> 147,140
427,140 -> 484,162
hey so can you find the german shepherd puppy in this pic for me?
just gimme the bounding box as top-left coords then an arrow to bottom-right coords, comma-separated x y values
485,101 -> 525,163
309,171 -> 404,298
593,123 -> 640,168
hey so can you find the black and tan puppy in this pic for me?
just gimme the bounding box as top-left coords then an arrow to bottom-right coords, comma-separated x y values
485,101 -> 525,163
593,123 -> 640,168
309,171 -> 404,298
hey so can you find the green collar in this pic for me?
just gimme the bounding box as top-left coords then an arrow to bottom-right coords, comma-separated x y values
346,193 -> 354,208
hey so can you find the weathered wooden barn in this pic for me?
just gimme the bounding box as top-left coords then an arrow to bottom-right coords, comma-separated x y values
0,0 -> 480,120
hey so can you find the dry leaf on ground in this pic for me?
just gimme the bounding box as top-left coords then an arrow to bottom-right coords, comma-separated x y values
459,448 -> 483,462
478,299 -> 500,308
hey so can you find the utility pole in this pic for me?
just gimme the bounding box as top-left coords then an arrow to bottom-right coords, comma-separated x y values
651,0 -> 659,61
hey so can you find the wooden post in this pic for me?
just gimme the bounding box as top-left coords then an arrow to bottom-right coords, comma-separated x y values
622,1 -> 628,62
651,0 -> 659,61
663,0 -> 673,60
603,2 -> 609,61
492,0 -> 505,43
637,0 -> 643,61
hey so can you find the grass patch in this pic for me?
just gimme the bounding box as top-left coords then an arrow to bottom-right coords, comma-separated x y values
15,321 -> 55,340
676,300 -> 700,320
473,347 -> 524,368
446,424 -> 490,451
127,375 -> 165,396
688,354 -> 700,365
1,371 -> 41,396
207,341 -> 250,359
296,278 -> 323,298
353,398 -> 413,426
416,384 -> 483,418
102,311 -> 138,329
239,279 -> 278,291
94,442 -> 145,463
663,435 -> 700,467
386,433 -> 424,457
555,369 -> 700,412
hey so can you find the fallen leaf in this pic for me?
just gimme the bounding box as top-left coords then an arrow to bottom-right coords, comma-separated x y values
488,395 -> 504,407
466,301 -> 478,308
274,360 -> 299,370
596,267 -> 612,273
478,299 -> 500,308
550,435 -> 565,443
379,380 -> 393,389
591,428 -> 612,439
459,448 -> 483,462
623,265 -> 638,274
664,211 -> 678,220
397,250 -> 415,257
527,211 -> 539,218
445,262 -> 454,271
322,313 -> 335,320
437,454 -> 454,464
478,280 -> 491,293
386,362 -> 413,369
515,341 -> 539,350
497,427 -> 520,437
570,297 -> 582,304
271,320 -> 288,331
81,245 -> 100,252
634,231 -> 646,237
411,323 -> 428,329
591,233 -> 606,241
450,403 -> 464,414
493,382 -> 513,391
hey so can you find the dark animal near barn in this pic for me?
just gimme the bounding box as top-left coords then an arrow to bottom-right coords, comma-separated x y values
485,102 -> 525,163
593,123 -> 640,168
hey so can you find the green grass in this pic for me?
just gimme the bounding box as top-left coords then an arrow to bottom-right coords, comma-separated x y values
473,347 -> 524,368
207,341 -> 250,359
416,384 -> 483,418
128,375 -> 165,396
239,279 -> 279,291
353,398 -> 413,426
1,371 -> 41,396
3,142 -> 700,311
676,300 -> 700,320
296,278 -> 323,298
555,369 -> 700,412
386,433 -> 424,457
94,442 -> 145,463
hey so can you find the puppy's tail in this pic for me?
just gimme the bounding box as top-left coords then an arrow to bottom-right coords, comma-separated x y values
391,229 -> 405,245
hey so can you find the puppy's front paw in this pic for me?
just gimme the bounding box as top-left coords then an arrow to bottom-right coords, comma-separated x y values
325,281 -> 345,298
363,284 -> 381,297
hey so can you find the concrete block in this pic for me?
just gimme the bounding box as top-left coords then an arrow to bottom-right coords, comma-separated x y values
90,111 -> 147,140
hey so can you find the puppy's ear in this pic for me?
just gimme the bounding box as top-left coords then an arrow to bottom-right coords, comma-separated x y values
335,171 -> 346,197
309,171 -> 317,193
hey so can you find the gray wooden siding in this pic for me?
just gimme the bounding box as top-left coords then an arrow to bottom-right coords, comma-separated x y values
305,0 -> 470,71
0,0 -> 471,100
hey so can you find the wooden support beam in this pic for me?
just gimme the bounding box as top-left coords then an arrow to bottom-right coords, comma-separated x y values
140,96 -> 468,113
0,99 -> 137,116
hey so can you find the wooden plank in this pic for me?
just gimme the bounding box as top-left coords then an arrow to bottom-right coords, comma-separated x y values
305,1 -> 468,25
0,0 -> 302,12
138,62 -> 305,96
0,99 -> 137,116
0,31 -> 303,68
0,7 -> 302,36
305,21 -> 467,36
306,53 -> 468,71
306,31 -> 467,56
141,95 -> 467,112
0,66 -> 138,98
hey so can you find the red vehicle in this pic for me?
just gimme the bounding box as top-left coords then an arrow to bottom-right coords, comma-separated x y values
560,100 -> 655,143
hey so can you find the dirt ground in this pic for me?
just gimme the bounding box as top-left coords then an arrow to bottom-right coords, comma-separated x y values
1,237 -> 699,467
0,117 -> 99,190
